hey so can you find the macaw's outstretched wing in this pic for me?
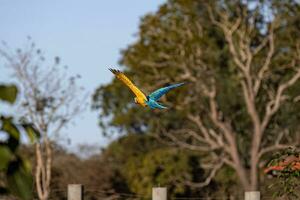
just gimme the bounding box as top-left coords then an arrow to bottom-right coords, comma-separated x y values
109,68 -> 147,100
148,82 -> 185,101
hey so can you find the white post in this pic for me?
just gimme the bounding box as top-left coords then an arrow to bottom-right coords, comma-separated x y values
152,187 -> 167,200
245,191 -> 260,200
68,184 -> 83,200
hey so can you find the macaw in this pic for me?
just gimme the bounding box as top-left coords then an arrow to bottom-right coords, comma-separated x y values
109,68 -> 184,109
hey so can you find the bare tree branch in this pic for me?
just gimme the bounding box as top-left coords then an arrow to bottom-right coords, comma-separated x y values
259,130 -> 298,158
261,67 -> 300,132
184,159 -> 224,188
0,41 -> 87,200
162,129 -> 212,152
253,22 -> 275,95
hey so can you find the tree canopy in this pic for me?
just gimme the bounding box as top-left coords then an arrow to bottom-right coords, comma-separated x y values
93,0 -> 300,192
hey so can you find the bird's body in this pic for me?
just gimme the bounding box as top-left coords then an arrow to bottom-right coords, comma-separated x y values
109,68 -> 184,109
134,96 -> 148,107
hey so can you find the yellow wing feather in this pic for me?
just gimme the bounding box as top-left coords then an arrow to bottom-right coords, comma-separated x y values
109,68 -> 147,100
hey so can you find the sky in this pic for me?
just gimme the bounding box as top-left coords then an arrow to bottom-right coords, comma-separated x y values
0,0 -> 165,153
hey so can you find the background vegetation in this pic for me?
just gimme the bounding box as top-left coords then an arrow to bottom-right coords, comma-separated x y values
1,0 -> 300,199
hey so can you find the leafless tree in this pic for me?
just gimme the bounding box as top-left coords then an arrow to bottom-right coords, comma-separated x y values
0,40 -> 87,200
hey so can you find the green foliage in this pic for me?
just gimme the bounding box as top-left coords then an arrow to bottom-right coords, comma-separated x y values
102,134 -> 161,194
92,0 -> 214,133
124,148 -> 201,197
102,134 -> 217,198
92,0 -> 300,195
102,134 -> 162,176
0,84 -> 40,200
0,85 -> 18,104
93,0 -> 300,143
93,0 -> 300,137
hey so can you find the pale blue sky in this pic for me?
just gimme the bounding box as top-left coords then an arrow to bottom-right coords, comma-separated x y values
0,1 -> 165,152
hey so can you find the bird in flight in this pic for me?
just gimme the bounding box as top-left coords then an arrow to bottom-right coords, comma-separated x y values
109,68 -> 185,109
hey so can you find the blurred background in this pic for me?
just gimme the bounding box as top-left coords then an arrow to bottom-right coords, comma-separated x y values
0,0 -> 165,154
0,0 -> 300,200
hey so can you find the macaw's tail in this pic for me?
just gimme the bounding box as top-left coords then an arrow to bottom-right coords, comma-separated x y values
146,99 -> 167,109
155,102 -> 168,110
169,82 -> 185,88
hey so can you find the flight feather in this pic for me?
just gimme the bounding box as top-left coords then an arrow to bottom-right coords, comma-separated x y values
148,83 -> 185,101
109,68 -> 147,100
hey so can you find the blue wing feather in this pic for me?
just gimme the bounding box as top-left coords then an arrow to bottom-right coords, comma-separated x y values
146,98 -> 167,109
148,83 -> 185,101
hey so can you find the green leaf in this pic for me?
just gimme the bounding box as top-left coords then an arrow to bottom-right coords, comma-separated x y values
0,84 -> 34,199
23,124 -> 40,143
0,85 -> 18,104
0,116 -> 20,140
0,146 -> 13,170
7,158 -> 33,200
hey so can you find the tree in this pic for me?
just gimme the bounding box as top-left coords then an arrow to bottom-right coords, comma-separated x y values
18,141 -> 128,200
0,84 -> 39,200
93,0 -> 300,193
102,134 -> 219,198
49,143 -> 125,200
124,148 -> 207,198
0,40 -> 87,200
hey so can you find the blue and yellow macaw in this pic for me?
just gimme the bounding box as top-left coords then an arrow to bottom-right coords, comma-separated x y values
109,68 -> 185,109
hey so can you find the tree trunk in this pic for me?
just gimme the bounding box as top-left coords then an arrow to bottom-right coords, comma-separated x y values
35,137 -> 52,200
250,156 -> 259,191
